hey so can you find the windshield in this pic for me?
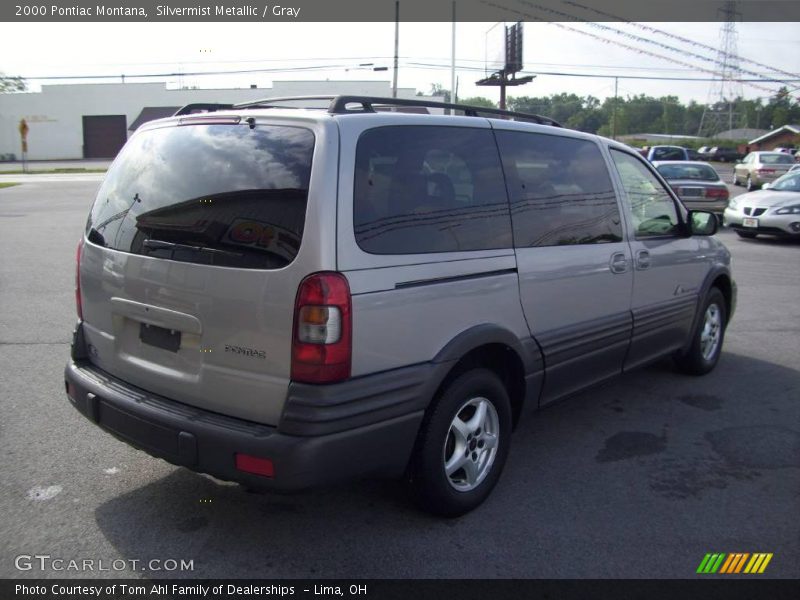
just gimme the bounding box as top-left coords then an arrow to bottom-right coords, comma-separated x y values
770,172 -> 800,192
656,164 -> 720,182
87,123 -> 315,269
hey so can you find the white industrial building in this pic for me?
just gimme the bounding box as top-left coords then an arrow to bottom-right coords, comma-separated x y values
0,81 -> 435,161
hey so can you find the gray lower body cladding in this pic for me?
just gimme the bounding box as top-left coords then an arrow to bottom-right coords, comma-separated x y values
64,359 -> 428,491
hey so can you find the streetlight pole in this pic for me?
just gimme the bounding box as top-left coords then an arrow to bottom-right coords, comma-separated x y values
450,1 -> 456,105
392,1 -> 399,98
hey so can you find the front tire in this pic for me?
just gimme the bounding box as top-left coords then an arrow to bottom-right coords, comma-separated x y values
409,369 -> 512,517
674,288 -> 727,375
731,171 -> 739,186
746,175 -> 756,191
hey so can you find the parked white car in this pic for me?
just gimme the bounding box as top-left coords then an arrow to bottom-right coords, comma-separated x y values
724,171 -> 800,239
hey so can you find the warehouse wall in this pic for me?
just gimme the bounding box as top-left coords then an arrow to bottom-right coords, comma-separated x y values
0,81 -> 427,160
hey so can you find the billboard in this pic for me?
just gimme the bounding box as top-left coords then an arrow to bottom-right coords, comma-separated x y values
484,22 -> 524,75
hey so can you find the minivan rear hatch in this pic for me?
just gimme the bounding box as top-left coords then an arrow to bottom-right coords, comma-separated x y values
79,118 -> 316,425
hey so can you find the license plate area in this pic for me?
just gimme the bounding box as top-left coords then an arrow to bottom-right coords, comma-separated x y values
140,323 -> 181,352
742,217 -> 759,228
680,187 -> 703,197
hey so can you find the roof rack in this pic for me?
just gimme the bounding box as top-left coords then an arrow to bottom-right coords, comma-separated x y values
173,103 -> 234,116
232,95 -> 561,127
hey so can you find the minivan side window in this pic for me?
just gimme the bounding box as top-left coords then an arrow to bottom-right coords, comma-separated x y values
610,149 -> 681,238
353,126 -> 512,254
495,131 -> 622,247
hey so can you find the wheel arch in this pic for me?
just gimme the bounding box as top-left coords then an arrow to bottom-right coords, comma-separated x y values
681,267 -> 734,354
426,325 -> 543,430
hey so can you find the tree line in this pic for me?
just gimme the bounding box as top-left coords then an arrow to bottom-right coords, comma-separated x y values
455,87 -> 800,141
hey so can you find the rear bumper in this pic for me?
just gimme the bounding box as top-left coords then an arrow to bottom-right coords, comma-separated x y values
681,200 -> 729,215
65,358 -> 428,491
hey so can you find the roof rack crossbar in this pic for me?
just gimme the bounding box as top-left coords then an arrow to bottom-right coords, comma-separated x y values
174,103 -> 235,116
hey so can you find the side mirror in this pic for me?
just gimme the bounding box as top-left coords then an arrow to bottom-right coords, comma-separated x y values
688,210 -> 718,236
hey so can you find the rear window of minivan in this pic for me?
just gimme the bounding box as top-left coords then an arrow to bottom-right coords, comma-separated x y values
86,123 -> 315,269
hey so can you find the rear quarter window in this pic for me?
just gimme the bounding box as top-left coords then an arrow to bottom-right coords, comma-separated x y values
87,123 -> 314,269
353,125 -> 512,254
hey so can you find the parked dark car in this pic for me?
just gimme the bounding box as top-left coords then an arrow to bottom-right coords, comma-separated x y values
686,148 -> 704,161
700,146 -> 742,162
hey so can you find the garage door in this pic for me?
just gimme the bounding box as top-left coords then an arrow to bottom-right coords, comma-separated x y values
82,115 -> 128,158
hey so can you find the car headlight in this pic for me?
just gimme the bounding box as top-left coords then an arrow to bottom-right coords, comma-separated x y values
775,205 -> 800,215
727,198 -> 740,209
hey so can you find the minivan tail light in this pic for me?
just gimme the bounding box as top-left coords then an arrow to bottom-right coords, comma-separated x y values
291,272 -> 352,384
75,238 -> 84,321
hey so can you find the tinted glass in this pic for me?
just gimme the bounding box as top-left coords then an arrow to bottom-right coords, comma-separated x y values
353,126 -> 511,254
760,153 -> 794,165
611,149 -> 681,238
656,163 -> 720,181
495,131 -> 622,247
652,147 -> 686,160
87,124 -> 314,269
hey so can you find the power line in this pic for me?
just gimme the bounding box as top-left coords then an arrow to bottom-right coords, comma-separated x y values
562,0 -> 800,81
510,0 -> 787,95
485,0 -> 784,96
18,59 -> 800,85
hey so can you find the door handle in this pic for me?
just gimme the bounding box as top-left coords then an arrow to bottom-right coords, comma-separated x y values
609,252 -> 628,274
636,250 -> 651,270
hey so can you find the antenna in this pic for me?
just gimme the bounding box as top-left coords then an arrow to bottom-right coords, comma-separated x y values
698,2 -> 745,138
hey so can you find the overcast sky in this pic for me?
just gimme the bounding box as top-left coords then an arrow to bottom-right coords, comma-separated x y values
0,21 -> 797,104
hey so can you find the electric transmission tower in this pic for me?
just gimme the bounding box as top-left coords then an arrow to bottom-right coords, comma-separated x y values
698,2 -> 745,138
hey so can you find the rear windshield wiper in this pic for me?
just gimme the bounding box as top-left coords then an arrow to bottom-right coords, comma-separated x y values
142,239 -> 242,258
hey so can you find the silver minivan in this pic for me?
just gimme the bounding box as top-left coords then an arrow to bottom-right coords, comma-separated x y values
65,96 -> 736,516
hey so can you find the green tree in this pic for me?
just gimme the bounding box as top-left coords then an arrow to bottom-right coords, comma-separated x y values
0,73 -> 27,92
458,96 -> 496,108
428,83 -> 451,103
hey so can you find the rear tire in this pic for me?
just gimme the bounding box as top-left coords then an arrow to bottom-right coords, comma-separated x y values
735,230 -> 757,239
674,288 -> 727,376
409,369 -> 512,517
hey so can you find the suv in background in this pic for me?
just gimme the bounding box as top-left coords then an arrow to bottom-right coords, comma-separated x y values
65,96 -> 736,516
646,145 -> 691,162
700,146 -> 742,162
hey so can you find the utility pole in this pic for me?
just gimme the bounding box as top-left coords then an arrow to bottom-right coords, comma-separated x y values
392,1 -> 399,98
612,77 -> 618,140
450,1 -> 456,105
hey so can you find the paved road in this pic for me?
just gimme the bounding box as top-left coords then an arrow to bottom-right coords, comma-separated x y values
0,181 -> 798,580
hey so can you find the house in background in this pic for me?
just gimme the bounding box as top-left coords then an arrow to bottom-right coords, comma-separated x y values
748,124 -> 800,151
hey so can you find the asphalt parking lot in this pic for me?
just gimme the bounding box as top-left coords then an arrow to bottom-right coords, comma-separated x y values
0,176 -> 798,580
